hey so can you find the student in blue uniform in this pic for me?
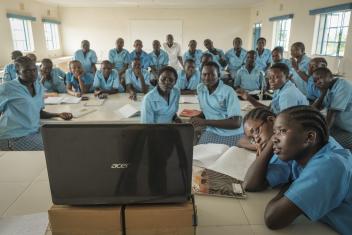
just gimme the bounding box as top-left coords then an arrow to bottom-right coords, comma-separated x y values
141,66 -> 181,124
108,37 -> 130,87
0,56 -> 72,151
93,60 -> 124,96
3,50 -> 23,82
312,67 -> 352,151
235,50 -> 264,93
225,37 -> 247,80
306,57 -> 327,102
129,39 -> 150,70
183,40 -> 203,70
203,39 -> 227,70
73,40 -> 97,75
175,59 -> 200,95
271,46 -> 290,67
255,37 -> 272,72
39,59 -> 66,95
149,40 -> 169,85
126,58 -> 151,100
244,105 -> 352,235
190,61 -> 243,146
66,60 -> 94,96
237,63 -> 308,114
290,42 -> 310,96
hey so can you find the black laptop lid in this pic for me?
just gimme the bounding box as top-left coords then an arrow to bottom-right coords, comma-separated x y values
42,124 -> 194,205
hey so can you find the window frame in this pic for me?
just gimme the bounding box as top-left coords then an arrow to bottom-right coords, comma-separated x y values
273,18 -> 292,51
8,17 -> 35,52
43,22 -> 61,51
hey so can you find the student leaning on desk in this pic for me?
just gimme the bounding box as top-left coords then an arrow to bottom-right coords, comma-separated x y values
0,56 -> 72,151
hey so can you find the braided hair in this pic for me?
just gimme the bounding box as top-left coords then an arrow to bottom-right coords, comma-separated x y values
280,105 -> 329,146
243,107 -> 276,125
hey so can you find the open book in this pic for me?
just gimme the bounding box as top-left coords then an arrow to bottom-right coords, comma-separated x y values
179,95 -> 199,104
44,96 -> 81,105
116,104 -> 140,118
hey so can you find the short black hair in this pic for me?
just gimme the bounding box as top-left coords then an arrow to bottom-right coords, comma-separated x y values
184,59 -> 196,65
291,42 -> 305,53
158,66 -> 178,81
257,37 -> 267,43
272,46 -> 284,55
280,105 -> 329,146
14,56 -> 34,74
270,63 -> 290,77
243,107 -> 276,125
202,61 -> 220,77
41,58 -> 53,67
312,67 -> 333,78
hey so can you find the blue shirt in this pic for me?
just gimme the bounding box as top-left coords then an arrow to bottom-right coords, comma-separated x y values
271,80 -> 308,114
108,48 -> 130,71
39,68 -> 66,93
204,49 -> 226,69
73,49 -> 98,74
0,79 -> 44,139
197,80 -> 243,136
307,76 -> 321,101
323,79 -> 352,133
235,66 -> 264,91
66,72 -> 94,93
149,50 -> 169,71
267,138 -> 352,235
141,87 -> 180,124
175,70 -> 201,90
125,68 -> 151,93
225,48 -> 247,72
290,54 -> 310,96
3,63 -> 17,82
255,48 -> 272,71
129,50 -> 151,69
183,50 -> 203,69
93,69 -> 124,92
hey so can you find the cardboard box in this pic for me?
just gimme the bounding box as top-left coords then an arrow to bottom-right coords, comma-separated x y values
48,199 -> 197,235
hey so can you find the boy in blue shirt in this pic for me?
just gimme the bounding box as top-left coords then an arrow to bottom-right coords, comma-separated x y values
39,58 -> 66,94
73,40 -> 97,75
149,40 -> 169,85
203,39 -> 227,70
93,60 -> 124,96
129,39 -> 150,70
244,105 -> 352,235
312,67 -> 352,151
290,42 -> 310,96
108,37 -> 130,87
237,63 -> 308,114
175,59 -> 200,95
66,60 -> 94,96
0,56 -> 72,151
3,50 -> 23,82
190,61 -> 243,146
255,38 -> 272,72
306,57 -> 327,102
183,40 -> 203,70
141,66 -> 181,124
126,58 -> 151,100
225,37 -> 247,80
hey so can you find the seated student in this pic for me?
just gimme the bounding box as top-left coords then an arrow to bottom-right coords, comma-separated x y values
39,58 -> 66,95
141,66 -> 181,124
108,37 -> 130,86
129,39 -> 150,70
306,57 -> 327,102
66,60 -> 94,97
312,67 -> 352,151
73,40 -> 97,75
183,40 -> 203,70
175,59 -> 200,95
225,37 -> 247,80
271,46 -> 291,68
290,42 -> 310,96
235,50 -> 264,93
26,53 -> 40,79
255,37 -> 272,72
237,63 -> 308,114
93,60 -> 124,96
149,40 -> 169,84
244,105 -> 352,235
203,39 -> 227,70
0,56 -> 72,151
3,50 -> 23,82
190,61 -> 243,147
126,58 -> 151,100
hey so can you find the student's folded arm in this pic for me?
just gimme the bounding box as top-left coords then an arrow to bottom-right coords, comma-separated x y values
237,136 -> 257,151
246,95 -> 268,108
204,116 -> 241,129
326,109 -> 338,129
139,74 -> 149,94
66,84 -> 76,96
311,90 -> 327,110
243,140 -> 274,192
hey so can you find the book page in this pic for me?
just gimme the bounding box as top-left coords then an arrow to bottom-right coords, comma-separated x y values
117,104 -> 140,118
208,146 -> 256,181
193,144 -> 229,167
179,95 -> 199,104
62,96 -> 81,104
44,97 -> 64,105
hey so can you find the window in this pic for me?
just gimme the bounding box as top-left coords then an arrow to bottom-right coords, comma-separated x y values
315,10 -> 350,56
43,22 -> 60,50
9,17 -> 35,52
273,19 -> 292,51
252,23 -> 262,49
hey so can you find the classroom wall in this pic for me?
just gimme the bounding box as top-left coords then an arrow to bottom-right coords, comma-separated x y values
59,7 -> 251,61
248,0 -> 352,80
0,0 -> 63,67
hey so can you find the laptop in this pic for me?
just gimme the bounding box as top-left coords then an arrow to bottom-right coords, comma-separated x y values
42,124 -> 194,206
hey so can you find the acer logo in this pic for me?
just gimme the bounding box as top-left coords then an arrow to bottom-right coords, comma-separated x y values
111,163 -> 129,169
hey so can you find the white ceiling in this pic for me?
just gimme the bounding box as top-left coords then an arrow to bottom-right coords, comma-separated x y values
35,0 -> 264,8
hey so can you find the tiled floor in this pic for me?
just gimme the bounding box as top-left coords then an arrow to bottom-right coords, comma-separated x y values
0,151 -> 338,235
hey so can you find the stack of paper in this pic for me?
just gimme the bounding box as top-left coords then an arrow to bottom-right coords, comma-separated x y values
179,96 -> 199,104
117,104 -> 140,118
44,96 -> 81,105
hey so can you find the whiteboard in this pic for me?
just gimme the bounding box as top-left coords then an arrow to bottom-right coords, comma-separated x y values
129,20 -> 183,52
